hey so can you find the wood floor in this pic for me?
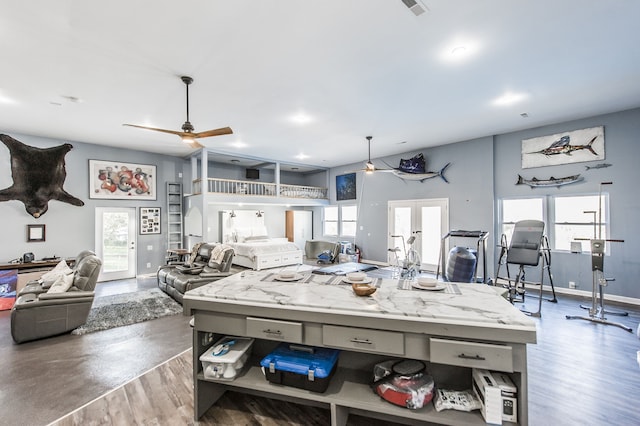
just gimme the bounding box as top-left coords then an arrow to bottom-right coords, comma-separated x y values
3,276 -> 640,425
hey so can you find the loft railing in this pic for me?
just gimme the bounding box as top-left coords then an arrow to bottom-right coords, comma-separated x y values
192,178 -> 327,200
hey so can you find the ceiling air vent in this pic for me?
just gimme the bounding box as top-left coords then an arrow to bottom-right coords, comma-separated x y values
401,0 -> 428,16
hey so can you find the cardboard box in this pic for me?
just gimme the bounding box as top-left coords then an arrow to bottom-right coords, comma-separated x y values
472,368 -> 518,424
200,336 -> 254,380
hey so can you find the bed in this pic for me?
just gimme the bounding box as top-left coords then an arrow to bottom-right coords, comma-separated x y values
221,211 -> 303,270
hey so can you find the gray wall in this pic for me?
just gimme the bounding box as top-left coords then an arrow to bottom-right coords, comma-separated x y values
323,136 -> 495,266
319,107 -> 640,299
0,131 -> 185,276
493,107 -> 640,299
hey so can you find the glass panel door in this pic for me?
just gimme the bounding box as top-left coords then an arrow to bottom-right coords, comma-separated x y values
388,199 -> 449,272
95,207 -> 136,281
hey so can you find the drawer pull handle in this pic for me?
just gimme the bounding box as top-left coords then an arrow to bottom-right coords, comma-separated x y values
263,329 -> 282,336
458,353 -> 486,361
349,338 -> 372,345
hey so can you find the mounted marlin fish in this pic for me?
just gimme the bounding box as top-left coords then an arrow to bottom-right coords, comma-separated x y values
528,135 -> 598,157
383,153 -> 450,183
516,174 -> 584,188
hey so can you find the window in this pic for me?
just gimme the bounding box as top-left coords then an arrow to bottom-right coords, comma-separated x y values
341,205 -> 358,237
323,206 -> 338,236
500,194 -> 608,252
500,198 -> 544,245
323,205 -> 358,237
554,195 -> 607,252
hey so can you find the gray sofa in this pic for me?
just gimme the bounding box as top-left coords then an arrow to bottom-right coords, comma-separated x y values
11,251 -> 102,343
157,243 -> 234,304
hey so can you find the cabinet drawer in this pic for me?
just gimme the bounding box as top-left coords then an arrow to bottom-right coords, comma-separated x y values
430,338 -> 513,372
246,317 -> 303,343
322,325 -> 404,355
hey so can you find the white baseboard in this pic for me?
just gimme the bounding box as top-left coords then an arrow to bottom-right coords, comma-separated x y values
524,283 -> 640,307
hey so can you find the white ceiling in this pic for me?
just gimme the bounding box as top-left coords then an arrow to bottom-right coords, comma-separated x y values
1,1 -> 639,169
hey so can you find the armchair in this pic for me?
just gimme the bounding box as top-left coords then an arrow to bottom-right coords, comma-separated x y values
11,252 -> 102,343
157,243 -> 234,304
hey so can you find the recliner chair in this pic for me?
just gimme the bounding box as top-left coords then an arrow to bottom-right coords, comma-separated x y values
11,252 -> 102,343
157,243 -> 234,304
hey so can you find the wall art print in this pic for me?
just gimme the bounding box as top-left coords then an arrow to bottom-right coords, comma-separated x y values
521,126 -> 605,169
336,173 -> 356,201
0,134 -> 84,218
89,160 -> 156,200
139,207 -> 161,234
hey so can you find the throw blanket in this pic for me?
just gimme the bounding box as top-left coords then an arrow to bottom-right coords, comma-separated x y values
210,244 -> 233,264
187,242 -> 206,265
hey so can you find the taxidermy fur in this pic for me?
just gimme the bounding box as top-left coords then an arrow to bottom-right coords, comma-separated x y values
0,134 -> 84,218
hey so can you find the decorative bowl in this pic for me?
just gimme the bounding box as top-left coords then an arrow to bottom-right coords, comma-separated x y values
352,283 -> 377,297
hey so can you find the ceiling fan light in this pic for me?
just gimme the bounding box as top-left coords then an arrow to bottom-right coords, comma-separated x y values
181,134 -> 196,144
365,161 -> 375,172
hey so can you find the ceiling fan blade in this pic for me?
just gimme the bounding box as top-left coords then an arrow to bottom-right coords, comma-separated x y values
186,139 -> 205,149
193,127 -> 233,138
123,124 -> 184,137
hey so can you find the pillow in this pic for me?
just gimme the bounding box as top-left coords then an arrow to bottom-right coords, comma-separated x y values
244,235 -> 270,242
41,260 -> 72,282
46,270 -> 75,293
235,228 -> 251,243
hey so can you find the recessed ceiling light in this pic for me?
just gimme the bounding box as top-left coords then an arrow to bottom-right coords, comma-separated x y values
492,91 -> 529,106
290,112 -> 313,125
296,153 -> 309,160
520,112 -> 529,118
230,159 -> 240,163
291,167 -> 299,171
440,40 -> 480,63
451,46 -> 467,55
230,141 -> 247,148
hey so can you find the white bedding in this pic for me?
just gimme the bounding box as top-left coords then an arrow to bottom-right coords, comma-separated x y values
229,239 -> 299,260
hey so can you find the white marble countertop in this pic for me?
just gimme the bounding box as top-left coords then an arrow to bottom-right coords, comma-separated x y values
184,267 -> 537,335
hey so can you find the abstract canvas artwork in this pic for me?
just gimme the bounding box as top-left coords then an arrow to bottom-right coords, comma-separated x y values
521,126 -> 605,169
89,160 -> 156,200
336,173 -> 356,201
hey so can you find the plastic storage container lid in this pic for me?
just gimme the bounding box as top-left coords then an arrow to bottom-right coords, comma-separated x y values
200,336 -> 254,364
260,343 -> 339,379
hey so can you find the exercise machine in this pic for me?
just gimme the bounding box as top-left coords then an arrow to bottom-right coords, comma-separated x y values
566,182 -> 631,332
495,220 -> 557,317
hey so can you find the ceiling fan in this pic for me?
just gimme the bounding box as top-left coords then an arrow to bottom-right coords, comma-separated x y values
123,76 -> 233,149
356,136 -> 392,174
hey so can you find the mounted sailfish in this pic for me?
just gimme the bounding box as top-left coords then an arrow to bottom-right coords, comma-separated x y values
383,153 -> 450,183
528,135 -> 598,157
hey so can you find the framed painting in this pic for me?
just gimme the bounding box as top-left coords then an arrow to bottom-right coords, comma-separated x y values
521,126 -> 605,169
139,207 -> 161,235
27,224 -> 46,242
336,173 -> 356,201
89,160 -> 156,200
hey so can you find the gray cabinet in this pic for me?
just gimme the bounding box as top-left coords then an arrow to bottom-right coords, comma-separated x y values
166,182 -> 183,250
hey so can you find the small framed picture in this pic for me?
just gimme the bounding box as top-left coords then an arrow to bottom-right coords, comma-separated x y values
139,207 -> 161,235
336,173 -> 356,201
27,224 -> 46,242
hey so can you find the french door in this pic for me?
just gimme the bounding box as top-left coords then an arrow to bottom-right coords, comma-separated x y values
95,207 -> 136,281
388,199 -> 449,272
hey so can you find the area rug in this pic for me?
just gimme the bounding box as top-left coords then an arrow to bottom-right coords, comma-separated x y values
71,288 -> 183,335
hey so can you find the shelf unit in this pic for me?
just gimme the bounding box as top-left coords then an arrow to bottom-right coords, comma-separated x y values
189,309 -> 528,425
166,182 -> 184,251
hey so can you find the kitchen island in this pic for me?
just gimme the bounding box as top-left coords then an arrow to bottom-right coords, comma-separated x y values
183,268 -> 537,425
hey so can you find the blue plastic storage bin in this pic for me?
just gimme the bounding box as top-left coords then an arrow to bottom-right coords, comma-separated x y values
260,343 -> 339,392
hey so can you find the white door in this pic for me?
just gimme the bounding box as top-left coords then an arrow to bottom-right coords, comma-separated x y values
388,199 -> 449,272
95,207 -> 136,281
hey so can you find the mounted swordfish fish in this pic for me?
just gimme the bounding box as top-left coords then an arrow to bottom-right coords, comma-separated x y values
382,153 -> 451,183
528,135 -> 598,157
516,174 -> 584,188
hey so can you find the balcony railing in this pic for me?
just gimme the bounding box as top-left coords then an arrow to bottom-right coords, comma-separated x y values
192,178 -> 328,200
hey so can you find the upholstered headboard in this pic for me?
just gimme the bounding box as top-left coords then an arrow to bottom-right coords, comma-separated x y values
221,210 -> 268,243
